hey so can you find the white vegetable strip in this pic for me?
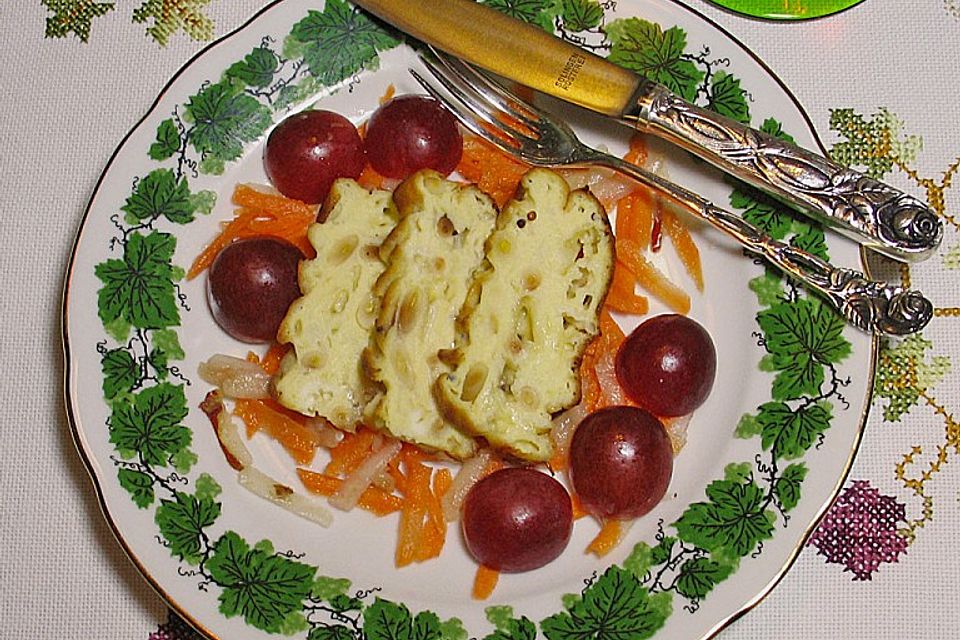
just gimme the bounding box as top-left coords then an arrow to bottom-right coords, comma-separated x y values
662,413 -> 691,455
198,354 -> 272,399
306,417 -> 345,449
238,466 -> 333,527
549,402 -> 588,466
329,438 -> 402,511
441,448 -> 493,522
557,167 -> 635,209
217,407 -> 253,470
594,350 -> 628,407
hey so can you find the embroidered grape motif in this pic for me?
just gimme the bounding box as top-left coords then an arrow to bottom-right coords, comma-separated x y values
808,480 -> 909,580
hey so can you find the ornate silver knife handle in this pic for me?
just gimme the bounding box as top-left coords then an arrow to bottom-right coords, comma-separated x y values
625,82 -> 942,262
592,152 -> 934,336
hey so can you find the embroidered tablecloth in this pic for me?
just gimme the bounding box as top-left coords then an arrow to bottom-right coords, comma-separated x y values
3,1 -> 958,638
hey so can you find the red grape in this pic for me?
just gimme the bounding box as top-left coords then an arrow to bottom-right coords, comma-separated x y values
263,110 -> 365,204
207,237 -> 303,343
364,95 -> 462,179
462,467 -> 573,572
615,314 -> 716,417
569,406 -> 673,520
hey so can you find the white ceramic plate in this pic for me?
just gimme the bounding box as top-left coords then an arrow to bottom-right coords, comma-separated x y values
63,1 -> 875,639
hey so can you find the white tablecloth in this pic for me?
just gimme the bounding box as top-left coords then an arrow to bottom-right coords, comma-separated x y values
2,1 -> 958,637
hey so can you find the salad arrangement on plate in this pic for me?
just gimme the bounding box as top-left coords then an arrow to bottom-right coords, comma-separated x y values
66,1 -> 870,639
193,86 -> 718,593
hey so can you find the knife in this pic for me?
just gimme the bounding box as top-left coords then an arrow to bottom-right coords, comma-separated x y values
353,0 -> 941,262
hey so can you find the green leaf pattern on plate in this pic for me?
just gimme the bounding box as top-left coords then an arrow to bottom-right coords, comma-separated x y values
91,2 -> 852,637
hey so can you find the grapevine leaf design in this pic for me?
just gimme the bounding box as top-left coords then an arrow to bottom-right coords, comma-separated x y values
155,490 -> 221,564
290,0 -> 401,87
748,270 -> 786,308
206,531 -> 316,633
118,468 -> 155,508
673,479 -> 775,557
559,0 -> 604,32
604,18 -> 705,102
309,626 -> 356,640
484,609 -> 537,640
650,536 -> 677,566
540,566 -> 671,640
123,169 -> 194,225
758,117 -> 796,145
707,71 -> 750,124
756,402 -> 832,461
790,221 -> 830,262
773,463 -> 808,512
757,298 -> 851,401
109,382 -> 191,466
731,188 -> 793,239
226,47 -> 281,89
133,0 -> 215,47
481,0 -> 561,31
310,576 -> 352,600
153,327 -> 186,360
150,119 -> 181,161
101,347 -> 138,399
674,557 -> 733,600
362,598 -> 444,640
42,0 -> 115,42
95,231 -> 180,329
185,81 -> 273,174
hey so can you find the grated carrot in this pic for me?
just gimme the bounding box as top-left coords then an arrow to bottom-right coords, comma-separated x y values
615,186 -> 657,252
586,519 -> 625,557
472,565 -> 500,600
232,183 -> 315,217
325,429 -> 376,477
616,238 -> 691,315
187,185 -> 316,280
579,309 -> 626,412
259,342 -> 290,375
456,134 -> 530,208
604,260 -> 649,316
396,456 -> 433,567
623,133 -> 648,167
570,493 -> 588,520
414,469 -> 449,562
233,398 -> 321,465
357,163 -> 388,190
660,202 -> 704,291
296,468 -> 403,516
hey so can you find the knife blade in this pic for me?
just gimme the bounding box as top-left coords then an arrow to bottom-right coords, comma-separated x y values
354,0 -> 941,261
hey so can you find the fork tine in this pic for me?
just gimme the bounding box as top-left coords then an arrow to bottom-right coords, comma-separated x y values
409,68 -> 524,159
416,54 -> 540,147
428,48 -> 541,128
413,57 -> 501,131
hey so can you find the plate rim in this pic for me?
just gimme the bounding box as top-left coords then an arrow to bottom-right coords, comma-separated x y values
60,0 -> 879,638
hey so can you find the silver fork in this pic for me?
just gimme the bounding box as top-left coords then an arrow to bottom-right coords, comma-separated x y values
411,52 -> 933,337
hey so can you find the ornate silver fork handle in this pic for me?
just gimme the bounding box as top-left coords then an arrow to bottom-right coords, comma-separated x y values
625,81 -> 942,262
587,149 -> 933,335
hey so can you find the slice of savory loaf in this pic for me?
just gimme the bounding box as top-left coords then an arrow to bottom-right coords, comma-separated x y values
274,179 -> 398,430
362,170 -> 497,459
435,168 -> 614,461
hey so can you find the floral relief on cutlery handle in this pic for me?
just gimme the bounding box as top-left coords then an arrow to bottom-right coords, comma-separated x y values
631,82 -> 943,261
701,201 -> 934,336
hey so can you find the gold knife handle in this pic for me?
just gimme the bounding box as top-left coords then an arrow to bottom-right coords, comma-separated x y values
625,81 -> 942,262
